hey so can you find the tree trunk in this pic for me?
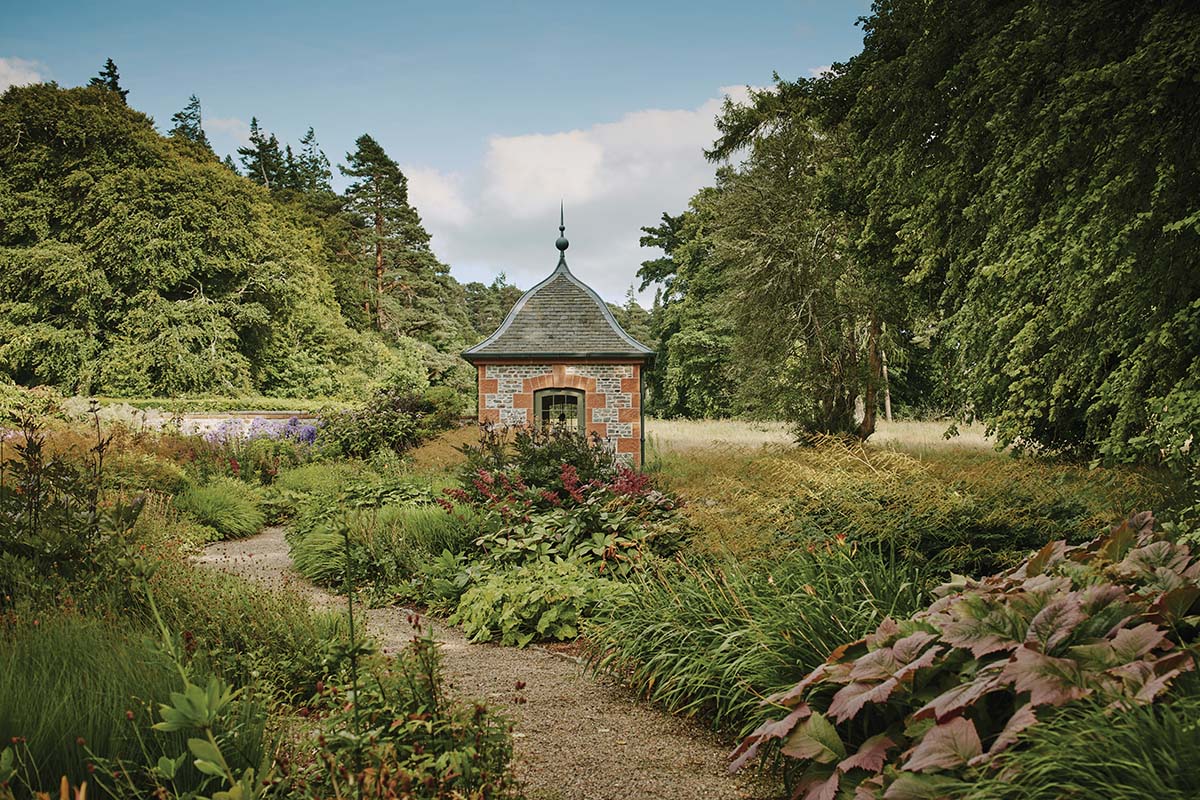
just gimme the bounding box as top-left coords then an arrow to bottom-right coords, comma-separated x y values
857,313 -> 882,440
374,209 -> 384,331
881,348 -> 893,423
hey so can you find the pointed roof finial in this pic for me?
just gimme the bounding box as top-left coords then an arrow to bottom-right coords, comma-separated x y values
555,201 -> 569,253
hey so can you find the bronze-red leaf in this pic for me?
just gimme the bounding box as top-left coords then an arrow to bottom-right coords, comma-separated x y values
828,679 -> 898,723
838,733 -> 896,773
903,717 -> 982,773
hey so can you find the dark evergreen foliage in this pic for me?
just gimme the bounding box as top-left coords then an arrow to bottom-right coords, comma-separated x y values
340,133 -> 473,349
463,274 -> 524,340
168,94 -> 211,150
86,58 -> 127,102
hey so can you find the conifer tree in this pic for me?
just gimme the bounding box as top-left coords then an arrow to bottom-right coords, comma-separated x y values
282,144 -> 299,190
237,117 -> 283,188
168,95 -> 211,150
297,127 -> 333,193
221,154 -> 239,174
87,58 -> 128,103
340,133 -> 469,345
342,134 -> 416,330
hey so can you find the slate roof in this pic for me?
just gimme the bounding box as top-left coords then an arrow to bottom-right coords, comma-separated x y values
463,249 -> 654,363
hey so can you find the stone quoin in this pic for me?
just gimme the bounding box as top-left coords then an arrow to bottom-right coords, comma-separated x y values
462,213 -> 655,466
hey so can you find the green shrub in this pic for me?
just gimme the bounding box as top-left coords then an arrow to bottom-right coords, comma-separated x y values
174,477 -> 264,539
452,560 -> 617,647
733,512 -> 1199,798
588,543 -> 928,735
960,685 -> 1200,800
311,630 -> 517,798
133,492 -> 220,548
450,435 -> 686,577
264,462 -> 363,523
507,426 -> 617,489
458,423 -> 618,494
289,505 -> 483,595
343,469 -> 448,510
0,612 -> 271,795
318,389 -> 455,459
417,549 -> 494,614
275,462 -> 362,496
0,416 -> 145,603
240,434 -> 308,485
473,499 -> 680,577
106,451 -> 189,494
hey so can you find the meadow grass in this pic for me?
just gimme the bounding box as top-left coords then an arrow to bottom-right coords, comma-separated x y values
644,417 -> 992,456
642,419 -> 1169,565
405,424 -> 481,471
870,418 -> 993,454
274,461 -> 364,496
0,612 -> 272,794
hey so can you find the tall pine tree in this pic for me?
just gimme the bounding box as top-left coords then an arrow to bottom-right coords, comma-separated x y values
237,117 -> 283,188
297,127 -> 333,193
340,133 -> 470,347
282,144 -> 300,190
168,95 -> 211,150
87,58 -> 128,103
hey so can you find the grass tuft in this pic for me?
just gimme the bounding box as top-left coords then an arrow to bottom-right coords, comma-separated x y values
174,477 -> 265,539
587,542 -> 928,736
962,686 -> 1200,800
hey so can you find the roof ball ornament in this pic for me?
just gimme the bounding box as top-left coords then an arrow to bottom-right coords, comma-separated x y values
556,202 -> 569,252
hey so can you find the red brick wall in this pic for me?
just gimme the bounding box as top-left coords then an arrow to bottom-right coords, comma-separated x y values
476,361 -> 643,466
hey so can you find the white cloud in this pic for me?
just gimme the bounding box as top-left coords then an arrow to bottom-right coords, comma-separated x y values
0,57 -> 48,93
808,65 -> 833,78
205,116 -> 252,146
405,166 -> 471,228
407,85 -> 756,302
483,130 -> 604,217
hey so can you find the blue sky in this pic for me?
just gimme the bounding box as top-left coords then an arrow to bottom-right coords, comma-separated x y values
2,0 -> 872,301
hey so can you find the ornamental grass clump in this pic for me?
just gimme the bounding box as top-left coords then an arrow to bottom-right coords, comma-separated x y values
959,684 -> 1200,800
732,511 -> 1200,799
174,477 -> 264,539
289,504 -> 481,594
0,612 -> 272,796
587,541 -> 928,735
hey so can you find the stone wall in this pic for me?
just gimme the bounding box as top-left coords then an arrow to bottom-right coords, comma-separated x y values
477,362 -> 643,466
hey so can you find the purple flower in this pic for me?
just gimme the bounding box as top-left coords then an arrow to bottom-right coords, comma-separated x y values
201,415 -> 319,446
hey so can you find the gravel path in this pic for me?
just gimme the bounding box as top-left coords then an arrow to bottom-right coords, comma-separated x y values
196,528 -> 771,800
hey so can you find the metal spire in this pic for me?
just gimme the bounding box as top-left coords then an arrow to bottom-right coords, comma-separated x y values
555,202 -> 569,254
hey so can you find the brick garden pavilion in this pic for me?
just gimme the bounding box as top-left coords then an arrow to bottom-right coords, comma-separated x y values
462,219 -> 654,466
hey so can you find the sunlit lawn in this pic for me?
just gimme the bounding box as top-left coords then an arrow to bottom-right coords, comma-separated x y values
645,416 -> 994,456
